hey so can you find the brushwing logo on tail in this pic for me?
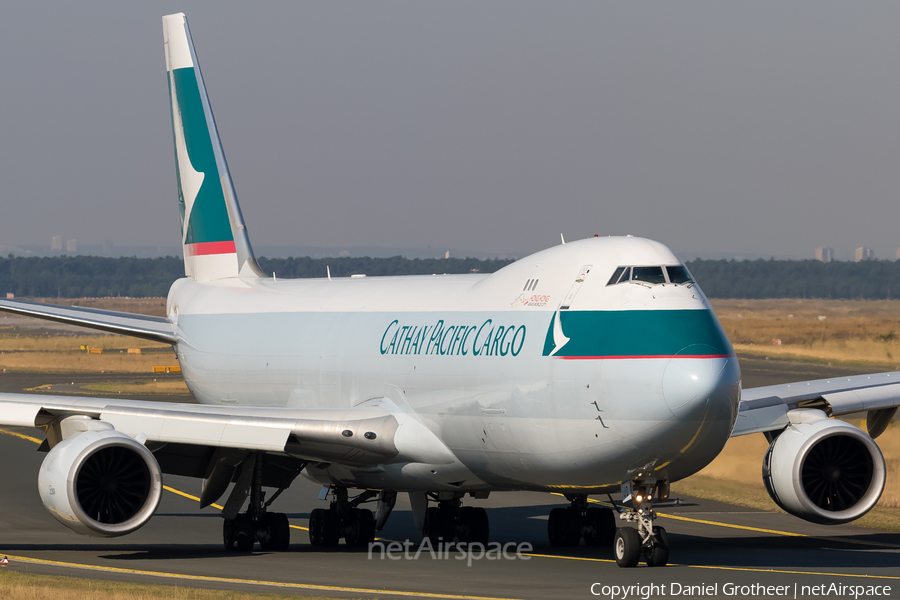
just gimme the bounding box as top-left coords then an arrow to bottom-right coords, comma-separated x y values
169,75 -> 204,242
168,66 -> 234,255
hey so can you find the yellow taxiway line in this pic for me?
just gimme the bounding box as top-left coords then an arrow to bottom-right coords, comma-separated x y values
0,427 -> 42,445
0,552 -> 521,600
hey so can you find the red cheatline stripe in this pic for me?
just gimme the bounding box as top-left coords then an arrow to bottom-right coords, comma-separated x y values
557,354 -> 733,360
186,241 -> 236,256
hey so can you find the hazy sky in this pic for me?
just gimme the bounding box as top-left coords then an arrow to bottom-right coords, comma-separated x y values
1,2 -> 899,260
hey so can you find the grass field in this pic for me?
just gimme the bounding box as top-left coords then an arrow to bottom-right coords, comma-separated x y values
0,571 -> 337,600
0,336 -> 175,373
711,298 -> 900,368
80,380 -> 192,395
0,309 -> 175,374
0,297 -> 171,373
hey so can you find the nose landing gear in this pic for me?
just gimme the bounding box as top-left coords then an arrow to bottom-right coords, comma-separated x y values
614,479 -> 669,568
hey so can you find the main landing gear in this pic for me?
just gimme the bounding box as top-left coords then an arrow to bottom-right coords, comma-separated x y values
223,453 -> 292,552
422,494 -> 490,545
224,511 -> 290,553
309,487 -> 379,547
547,494 -> 616,547
613,479 -> 669,568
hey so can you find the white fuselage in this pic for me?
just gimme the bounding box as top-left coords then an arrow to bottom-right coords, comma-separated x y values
167,237 -> 741,493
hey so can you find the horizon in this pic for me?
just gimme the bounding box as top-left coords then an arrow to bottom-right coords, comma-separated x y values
1,240 -> 898,263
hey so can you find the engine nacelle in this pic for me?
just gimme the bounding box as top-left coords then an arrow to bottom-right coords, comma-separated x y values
762,412 -> 885,525
38,428 -> 163,537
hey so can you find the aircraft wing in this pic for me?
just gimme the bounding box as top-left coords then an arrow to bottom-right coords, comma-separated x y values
733,371 -> 900,438
0,393 -> 402,467
0,298 -> 176,344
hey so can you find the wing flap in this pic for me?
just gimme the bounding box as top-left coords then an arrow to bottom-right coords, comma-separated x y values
2,402 -> 46,428
735,372 -> 900,437
823,382 -> 900,414
100,405 -> 293,452
0,394 -> 400,464
0,298 -> 176,344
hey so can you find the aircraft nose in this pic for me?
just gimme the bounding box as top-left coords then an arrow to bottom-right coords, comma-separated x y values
662,347 -> 740,422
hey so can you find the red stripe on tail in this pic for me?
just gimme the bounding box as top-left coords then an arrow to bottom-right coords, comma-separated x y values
186,241 -> 236,256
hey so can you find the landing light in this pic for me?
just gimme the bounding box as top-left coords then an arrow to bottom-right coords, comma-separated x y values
635,494 -> 643,503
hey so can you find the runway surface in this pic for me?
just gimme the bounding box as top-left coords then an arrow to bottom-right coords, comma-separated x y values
0,356 -> 898,599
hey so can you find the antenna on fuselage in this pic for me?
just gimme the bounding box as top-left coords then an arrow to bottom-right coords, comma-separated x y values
560,233 -> 566,244
327,265 -> 332,281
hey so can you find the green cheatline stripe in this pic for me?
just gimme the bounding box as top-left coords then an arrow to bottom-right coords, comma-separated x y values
543,309 -> 733,358
171,67 -> 233,246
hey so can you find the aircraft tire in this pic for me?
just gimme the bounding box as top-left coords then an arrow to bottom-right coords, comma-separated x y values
548,507 -> 580,546
584,507 -> 616,546
646,526 -> 669,567
547,508 -> 565,546
459,506 -> 489,545
424,506 -> 455,545
309,509 -> 324,546
223,518 -> 236,551
322,510 -> 340,546
614,527 -> 641,568
310,508 -> 340,547
234,513 -> 255,552
563,507 -> 582,546
260,512 -> 290,552
346,509 -> 376,546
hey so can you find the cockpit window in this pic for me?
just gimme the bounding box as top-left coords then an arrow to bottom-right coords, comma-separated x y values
632,266 -> 666,284
608,264 -> 690,286
607,266 -> 627,286
666,265 -> 693,284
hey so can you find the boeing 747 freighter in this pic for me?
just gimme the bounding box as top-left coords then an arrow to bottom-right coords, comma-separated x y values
0,13 -> 896,568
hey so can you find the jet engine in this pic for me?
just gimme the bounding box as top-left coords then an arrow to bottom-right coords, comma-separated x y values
38,428 -> 163,537
762,411 -> 885,525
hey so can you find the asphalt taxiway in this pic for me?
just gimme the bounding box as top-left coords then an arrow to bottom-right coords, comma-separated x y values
0,357 -> 898,599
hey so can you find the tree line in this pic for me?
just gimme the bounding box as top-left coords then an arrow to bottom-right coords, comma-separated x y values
685,258 -> 900,299
3,254 -> 900,300
0,255 -> 514,298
